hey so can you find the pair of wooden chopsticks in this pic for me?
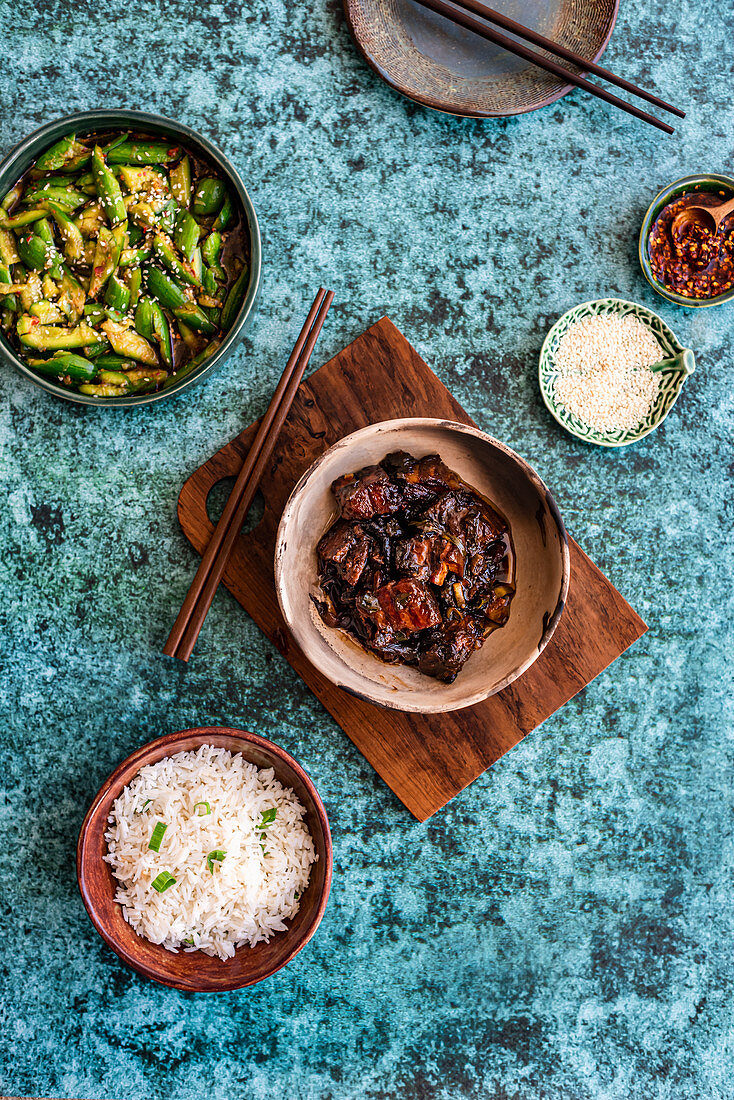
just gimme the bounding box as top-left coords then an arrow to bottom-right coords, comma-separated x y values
411,0 -> 684,134
164,288 -> 335,662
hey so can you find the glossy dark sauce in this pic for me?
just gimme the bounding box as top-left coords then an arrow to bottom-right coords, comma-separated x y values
315,451 -> 515,684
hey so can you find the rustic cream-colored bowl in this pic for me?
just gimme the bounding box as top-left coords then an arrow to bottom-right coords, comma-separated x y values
274,419 -> 570,713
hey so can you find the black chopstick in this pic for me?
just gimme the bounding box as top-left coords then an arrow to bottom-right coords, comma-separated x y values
453,0 -> 684,119
410,0 -> 678,135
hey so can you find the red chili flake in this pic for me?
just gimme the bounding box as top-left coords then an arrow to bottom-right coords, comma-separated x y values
649,189 -> 734,300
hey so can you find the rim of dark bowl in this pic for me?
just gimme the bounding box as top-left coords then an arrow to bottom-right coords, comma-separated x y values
0,110 -> 262,406
638,173 -> 734,309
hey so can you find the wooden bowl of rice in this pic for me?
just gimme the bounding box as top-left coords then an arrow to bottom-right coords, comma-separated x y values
77,727 -> 332,991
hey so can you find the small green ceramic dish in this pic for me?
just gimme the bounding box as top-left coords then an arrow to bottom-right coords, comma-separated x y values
0,110 -> 261,406
538,297 -> 693,448
638,173 -> 734,308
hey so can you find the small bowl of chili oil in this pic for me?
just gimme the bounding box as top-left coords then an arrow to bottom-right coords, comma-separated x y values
639,174 -> 734,308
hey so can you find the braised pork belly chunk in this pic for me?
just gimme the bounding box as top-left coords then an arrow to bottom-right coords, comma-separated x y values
315,451 -> 515,683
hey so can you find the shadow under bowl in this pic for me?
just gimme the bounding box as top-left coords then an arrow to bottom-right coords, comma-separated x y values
275,418 -> 570,713
77,727 -> 332,991
0,110 -> 261,406
639,173 -> 734,308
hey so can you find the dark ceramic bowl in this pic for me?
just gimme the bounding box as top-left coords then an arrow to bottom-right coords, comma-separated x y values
344,0 -> 619,118
0,110 -> 261,405
639,173 -> 734,309
77,727 -> 332,991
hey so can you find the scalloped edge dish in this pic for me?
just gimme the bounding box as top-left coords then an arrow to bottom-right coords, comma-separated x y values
538,297 -> 693,448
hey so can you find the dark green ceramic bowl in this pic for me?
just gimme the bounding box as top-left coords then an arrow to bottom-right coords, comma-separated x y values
639,173 -> 734,309
0,110 -> 261,406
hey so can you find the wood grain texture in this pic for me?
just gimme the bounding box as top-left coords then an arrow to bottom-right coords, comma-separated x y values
178,317 -> 647,821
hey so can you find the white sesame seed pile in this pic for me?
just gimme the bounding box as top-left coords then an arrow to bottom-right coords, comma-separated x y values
552,313 -> 664,433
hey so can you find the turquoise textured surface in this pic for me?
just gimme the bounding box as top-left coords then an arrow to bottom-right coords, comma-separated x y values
0,2 -> 733,1098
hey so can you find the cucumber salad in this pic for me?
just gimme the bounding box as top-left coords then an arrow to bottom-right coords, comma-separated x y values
0,130 -> 250,397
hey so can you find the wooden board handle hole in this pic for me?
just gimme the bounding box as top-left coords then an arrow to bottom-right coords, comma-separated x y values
206,479 -> 266,536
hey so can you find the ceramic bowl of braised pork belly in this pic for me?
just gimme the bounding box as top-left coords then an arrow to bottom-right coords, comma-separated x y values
274,419 -> 570,713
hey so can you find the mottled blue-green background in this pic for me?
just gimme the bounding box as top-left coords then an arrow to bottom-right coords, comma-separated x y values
1,1 -> 732,1098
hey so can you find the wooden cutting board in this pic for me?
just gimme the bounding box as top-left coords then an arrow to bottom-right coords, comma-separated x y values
178,317 -> 646,820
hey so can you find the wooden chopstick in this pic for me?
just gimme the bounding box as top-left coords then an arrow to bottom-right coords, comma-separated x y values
410,0 -> 677,135
453,0 -> 684,119
163,287 -> 335,662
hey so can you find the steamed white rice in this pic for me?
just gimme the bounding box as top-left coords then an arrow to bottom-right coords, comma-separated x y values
104,745 -> 317,960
